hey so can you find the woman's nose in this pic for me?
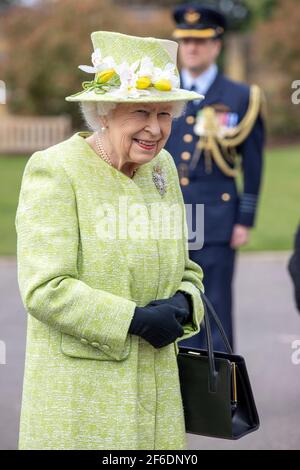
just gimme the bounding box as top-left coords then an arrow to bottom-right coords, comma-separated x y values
145,114 -> 162,138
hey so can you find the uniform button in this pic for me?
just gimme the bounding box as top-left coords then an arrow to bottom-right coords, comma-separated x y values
91,342 -> 100,348
186,115 -> 195,125
183,133 -> 193,143
102,344 -> 111,351
181,151 -> 191,161
80,338 -> 88,345
221,192 -> 231,201
180,177 -> 190,186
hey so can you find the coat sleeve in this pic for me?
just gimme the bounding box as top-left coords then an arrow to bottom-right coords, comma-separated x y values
15,151 -> 136,360
164,150 -> 205,353
288,224 -> 300,312
235,86 -> 266,227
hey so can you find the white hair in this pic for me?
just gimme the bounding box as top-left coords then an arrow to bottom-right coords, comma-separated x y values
79,100 -> 188,132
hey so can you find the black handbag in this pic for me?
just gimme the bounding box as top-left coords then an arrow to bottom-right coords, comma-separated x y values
177,289 -> 260,439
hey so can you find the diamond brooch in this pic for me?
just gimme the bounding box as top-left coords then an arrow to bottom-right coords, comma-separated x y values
152,164 -> 167,196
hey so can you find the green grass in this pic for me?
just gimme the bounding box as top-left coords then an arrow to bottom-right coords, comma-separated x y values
0,155 -> 29,256
241,145 -> 300,252
0,146 -> 299,255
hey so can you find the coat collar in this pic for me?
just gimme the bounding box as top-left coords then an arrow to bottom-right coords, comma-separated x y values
180,64 -> 218,96
71,132 -> 168,192
180,69 -> 224,108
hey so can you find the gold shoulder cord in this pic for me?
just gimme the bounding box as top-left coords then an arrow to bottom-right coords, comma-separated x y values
190,84 -> 266,177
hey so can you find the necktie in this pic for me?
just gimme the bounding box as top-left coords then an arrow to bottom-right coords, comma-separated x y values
187,83 -> 198,112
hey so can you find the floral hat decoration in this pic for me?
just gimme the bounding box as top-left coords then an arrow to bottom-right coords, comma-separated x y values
65,31 -> 204,103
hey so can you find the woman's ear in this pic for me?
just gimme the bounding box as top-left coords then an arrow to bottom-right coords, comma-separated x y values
99,116 -> 109,130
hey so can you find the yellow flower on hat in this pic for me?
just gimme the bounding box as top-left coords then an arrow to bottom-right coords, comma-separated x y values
154,79 -> 172,91
152,62 -> 179,91
136,76 -> 152,89
135,57 -> 154,90
111,60 -> 151,98
96,69 -> 116,84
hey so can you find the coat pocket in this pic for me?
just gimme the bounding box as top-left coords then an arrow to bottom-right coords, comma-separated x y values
60,332 -> 131,361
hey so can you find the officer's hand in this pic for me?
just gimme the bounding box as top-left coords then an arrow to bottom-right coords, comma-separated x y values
230,224 -> 250,248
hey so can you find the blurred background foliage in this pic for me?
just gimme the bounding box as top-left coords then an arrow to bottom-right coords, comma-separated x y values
0,0 -> 175,129
255,0 -> 300,137
0,0 -> 299,136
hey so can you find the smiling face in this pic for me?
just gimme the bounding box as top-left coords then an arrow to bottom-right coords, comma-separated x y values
99,102 -> 174,172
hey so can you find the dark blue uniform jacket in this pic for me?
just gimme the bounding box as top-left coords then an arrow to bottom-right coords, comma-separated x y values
165,71 -> 265,245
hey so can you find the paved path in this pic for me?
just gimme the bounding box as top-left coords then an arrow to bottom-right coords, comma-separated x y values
0,253 -> 300,450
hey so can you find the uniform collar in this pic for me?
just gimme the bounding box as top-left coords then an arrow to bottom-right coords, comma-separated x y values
181,63 -> 218,95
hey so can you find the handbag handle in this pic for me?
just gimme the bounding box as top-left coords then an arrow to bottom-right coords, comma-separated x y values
197,289 -> 233,392
200,290 -> 233,354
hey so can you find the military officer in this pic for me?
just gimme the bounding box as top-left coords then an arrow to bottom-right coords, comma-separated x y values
165,3 -> 266,352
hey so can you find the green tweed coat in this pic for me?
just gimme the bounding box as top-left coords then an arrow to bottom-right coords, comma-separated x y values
15,131 -> 204,450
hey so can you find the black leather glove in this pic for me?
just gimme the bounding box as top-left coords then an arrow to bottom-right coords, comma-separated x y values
128,303 -> 187,349
147,291 -> 193,325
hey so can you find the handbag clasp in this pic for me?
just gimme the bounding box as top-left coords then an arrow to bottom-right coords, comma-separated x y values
231,362 -> 238,410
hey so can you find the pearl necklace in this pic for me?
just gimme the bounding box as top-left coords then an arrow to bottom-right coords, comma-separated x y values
95,132 -> 137,178
95,131 -> 113,167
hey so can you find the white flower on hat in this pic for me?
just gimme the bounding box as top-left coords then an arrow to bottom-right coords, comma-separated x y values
134,56 -> 155,90
111,60 -> 151,98
91,48 -> 102,67
152,62 -> 180,91
136,57 -> 154,80
78,48 -> 116,74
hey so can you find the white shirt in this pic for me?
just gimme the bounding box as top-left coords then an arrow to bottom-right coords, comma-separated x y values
181,63 -> 218,96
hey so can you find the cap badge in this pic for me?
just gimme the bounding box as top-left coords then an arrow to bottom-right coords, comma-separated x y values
184,10 -> 201,24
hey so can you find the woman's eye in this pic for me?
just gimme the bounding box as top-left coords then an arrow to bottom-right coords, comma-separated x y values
160,112 -> 171,116
135,110 -> 147,114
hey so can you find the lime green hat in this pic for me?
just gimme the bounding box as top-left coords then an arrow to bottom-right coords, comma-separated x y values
65,31 -> 204,103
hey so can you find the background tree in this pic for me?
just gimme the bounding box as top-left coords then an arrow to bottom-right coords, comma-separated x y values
0,0 -> 174,129
255,0 -> 300,137
0,0 -> 18,11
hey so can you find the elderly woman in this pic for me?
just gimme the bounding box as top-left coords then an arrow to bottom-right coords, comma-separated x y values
15,31 -> 205,450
